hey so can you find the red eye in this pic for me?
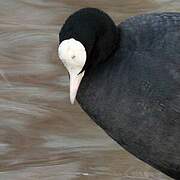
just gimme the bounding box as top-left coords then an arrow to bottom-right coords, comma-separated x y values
71,55 -> 76,59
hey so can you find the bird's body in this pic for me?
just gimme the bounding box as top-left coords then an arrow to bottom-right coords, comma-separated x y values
59,9 -> 180,179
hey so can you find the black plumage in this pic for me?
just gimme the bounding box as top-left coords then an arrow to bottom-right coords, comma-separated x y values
59,8 -> 180,179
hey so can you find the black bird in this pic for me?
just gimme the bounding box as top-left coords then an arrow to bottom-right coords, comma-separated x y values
58,8 -> 180,179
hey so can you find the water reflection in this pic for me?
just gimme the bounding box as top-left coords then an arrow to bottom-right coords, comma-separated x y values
0,0 -> 179,179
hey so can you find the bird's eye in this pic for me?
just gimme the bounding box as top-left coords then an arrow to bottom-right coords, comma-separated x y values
71,55 -> 76,59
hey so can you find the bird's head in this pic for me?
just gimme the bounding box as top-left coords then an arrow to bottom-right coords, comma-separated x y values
58,8 -> 119,104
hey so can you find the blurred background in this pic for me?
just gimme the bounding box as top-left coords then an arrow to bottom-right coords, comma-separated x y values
0,0 -> 179,179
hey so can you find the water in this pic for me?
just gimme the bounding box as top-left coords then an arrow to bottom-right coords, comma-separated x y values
0,0 -> 179,179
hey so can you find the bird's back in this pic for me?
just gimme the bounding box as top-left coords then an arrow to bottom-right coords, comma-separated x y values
118,12 -> 180,51
77,12 -> 180,179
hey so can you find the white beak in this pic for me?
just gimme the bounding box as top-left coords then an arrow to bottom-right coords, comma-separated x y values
69,71 -> 85,104
58,38 -> 86,104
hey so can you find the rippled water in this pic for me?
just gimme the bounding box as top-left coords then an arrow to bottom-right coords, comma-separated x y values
0,0 -> 179,179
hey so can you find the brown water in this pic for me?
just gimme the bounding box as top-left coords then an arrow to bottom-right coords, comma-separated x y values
0,0 -> 179,179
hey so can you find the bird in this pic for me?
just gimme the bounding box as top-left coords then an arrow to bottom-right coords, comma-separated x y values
58,8 -> 180,179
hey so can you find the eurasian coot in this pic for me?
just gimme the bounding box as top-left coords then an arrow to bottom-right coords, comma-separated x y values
58,8 -> 180,179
